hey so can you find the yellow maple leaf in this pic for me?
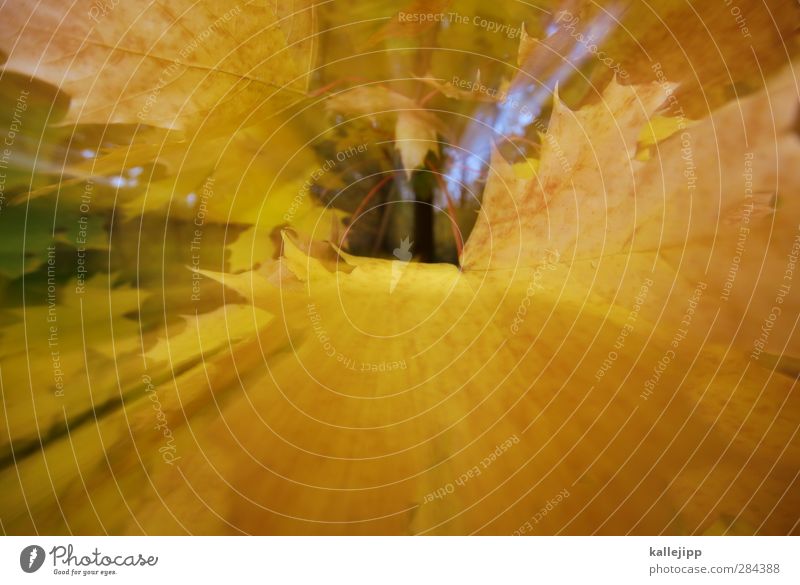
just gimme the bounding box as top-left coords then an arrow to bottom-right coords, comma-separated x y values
1,0 -> 799,540
0,0 -> 316,131
327,86 -> 448,178
80,67 -> 798,534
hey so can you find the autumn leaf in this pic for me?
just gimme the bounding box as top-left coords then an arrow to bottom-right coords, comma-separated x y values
1,0 -> 799,540
77,69 -> 797,535
0,0 -> 316,131
326,86 -> 448,177
464,64 -> 800,358
0,276 -> 143,451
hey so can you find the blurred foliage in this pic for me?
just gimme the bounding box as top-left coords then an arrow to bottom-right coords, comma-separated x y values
0,0 -> 798,535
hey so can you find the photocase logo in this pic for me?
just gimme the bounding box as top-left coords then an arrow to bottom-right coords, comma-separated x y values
20,545 -> 45,573
390,236 -> 413,293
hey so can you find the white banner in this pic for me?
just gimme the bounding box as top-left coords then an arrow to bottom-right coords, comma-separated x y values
0,536 -> 797,584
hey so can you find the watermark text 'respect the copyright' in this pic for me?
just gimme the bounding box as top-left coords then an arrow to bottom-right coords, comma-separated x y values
397,12 -> 522,39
